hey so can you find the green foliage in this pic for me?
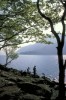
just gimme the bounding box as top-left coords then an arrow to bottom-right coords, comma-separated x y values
3,45 -> 18,67
0,0 -> 65,50
38,0 -> 64,24
1,0 -> 57,49
8,52 -> 18,60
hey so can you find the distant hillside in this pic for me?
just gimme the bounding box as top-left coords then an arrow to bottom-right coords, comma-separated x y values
17,42 -> 66,55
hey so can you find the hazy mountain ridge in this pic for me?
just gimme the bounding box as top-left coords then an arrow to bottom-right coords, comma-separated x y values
17,43 -> 66,55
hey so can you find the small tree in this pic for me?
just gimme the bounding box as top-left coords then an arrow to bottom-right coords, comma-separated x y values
3,46 -> 18,67
37,0 -> 66,99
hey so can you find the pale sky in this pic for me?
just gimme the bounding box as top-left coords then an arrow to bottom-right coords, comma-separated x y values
16,22 -> 64,50
32,0 -> 37,2
0,22 -> 64,55
0,0 -> 66,54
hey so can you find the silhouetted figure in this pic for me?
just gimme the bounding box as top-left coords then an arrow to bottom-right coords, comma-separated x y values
33,66 -> 36,77
27,67 -> 30,75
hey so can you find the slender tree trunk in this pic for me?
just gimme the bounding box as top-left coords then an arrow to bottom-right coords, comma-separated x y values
57,45 -> 65,100
37,0 -> 66,99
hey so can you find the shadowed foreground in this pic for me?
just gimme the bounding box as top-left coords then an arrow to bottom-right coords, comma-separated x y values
0,65 -> 66,100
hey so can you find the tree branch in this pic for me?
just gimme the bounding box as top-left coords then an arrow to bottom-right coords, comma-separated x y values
61,1 -> 66,47
37,0 -> 60,44
60,0 -> 66,8
0,27 -> 26,43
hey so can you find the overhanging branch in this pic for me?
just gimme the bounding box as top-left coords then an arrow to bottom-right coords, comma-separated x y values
61,1 -> 66,47
37,0 -> 60,44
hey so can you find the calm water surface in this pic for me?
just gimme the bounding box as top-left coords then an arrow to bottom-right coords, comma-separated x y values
10,55 -> 66,80
0,55 -> 66,80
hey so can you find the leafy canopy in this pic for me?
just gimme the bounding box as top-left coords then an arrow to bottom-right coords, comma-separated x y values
0,0 -> 58,50
0,0 -> 65,49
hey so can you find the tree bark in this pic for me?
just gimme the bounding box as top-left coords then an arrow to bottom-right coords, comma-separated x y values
57,44 -> 65,100
37,0 -> 66,99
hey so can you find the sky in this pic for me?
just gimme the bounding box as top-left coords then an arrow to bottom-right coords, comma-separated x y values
32,0 -> 37,2
19,22 -> 64,48
0,0 -> 66,54
0,22 -> 64,55
22,0 -> 64,48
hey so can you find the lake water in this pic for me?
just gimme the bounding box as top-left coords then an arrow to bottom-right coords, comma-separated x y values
0,55 -> 66,81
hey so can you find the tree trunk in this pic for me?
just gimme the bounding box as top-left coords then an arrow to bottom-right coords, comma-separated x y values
57,45 -> 65,100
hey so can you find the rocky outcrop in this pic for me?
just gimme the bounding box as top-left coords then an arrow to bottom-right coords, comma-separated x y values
0,65 -> 59,100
